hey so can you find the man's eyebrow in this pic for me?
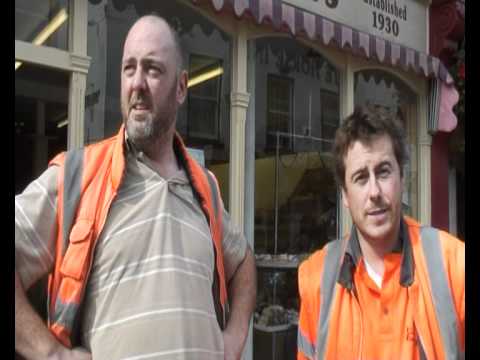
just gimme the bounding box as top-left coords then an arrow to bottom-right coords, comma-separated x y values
121,57 -> 135,65
140,57 -> 164,66
375,160 -> 393,170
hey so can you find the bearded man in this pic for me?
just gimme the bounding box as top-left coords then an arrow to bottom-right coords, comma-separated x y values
15,15 -> 256,360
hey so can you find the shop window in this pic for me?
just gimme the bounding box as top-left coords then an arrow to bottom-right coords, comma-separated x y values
266,75 -> 294,153
15,0 -> 69,53
187,54 -> 223,142
15,63 -> 69,195
320,89 -> 339,152
252,37 -> 339,360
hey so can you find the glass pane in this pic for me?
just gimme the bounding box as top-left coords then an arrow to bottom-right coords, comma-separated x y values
187,54 -> 223,141
15,0 -> 69,51
253,37 -> 339,360
86,0 -> 232,207
15,63 -> 69,194
354,70 -> 418,217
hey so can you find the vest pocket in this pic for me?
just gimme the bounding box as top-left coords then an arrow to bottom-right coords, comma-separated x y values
60,219 -> 94,280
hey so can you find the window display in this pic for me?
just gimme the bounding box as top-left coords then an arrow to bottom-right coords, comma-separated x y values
252,37 -> 339,359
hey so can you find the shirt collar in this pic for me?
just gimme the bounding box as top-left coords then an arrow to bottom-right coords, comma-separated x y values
337,216 -> 414,290
123,131 -> 188,184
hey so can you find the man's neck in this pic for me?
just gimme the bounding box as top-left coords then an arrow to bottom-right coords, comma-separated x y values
141,129 -> 180,179
357,221 -> 401,277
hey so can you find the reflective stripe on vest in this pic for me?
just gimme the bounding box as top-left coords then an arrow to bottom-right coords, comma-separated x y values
48,148 -> 88,341
53,297 -> 79,329
62,149 -> 84,255
312,227 -> 461,360
298,327 -> 316,359
316,238 -> 347,359
420,227 -> 462,360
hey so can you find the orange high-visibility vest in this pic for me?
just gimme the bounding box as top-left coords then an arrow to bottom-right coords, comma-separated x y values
297,216 -> 464,360
47,125 -> 227,348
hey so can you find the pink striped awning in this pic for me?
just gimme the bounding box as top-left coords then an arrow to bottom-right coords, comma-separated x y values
191,0 -> 454,86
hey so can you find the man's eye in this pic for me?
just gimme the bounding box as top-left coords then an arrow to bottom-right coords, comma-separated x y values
123,65 -> 134,74
378,168 -> 391,178
148,66 -> 162,75
354,175 -> 367,184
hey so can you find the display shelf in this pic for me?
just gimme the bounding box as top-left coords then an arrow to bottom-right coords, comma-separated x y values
256,259 -> 299,269
253,323 -> 292,332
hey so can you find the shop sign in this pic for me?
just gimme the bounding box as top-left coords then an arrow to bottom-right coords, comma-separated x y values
283,0 -> 428,53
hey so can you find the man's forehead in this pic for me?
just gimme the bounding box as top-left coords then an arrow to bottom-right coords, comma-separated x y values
345,136 -> 395,166
349,135 -> 393,153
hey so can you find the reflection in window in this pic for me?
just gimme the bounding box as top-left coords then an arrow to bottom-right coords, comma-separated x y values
320,90 -> 340,152
15,63 -> 69,195
15,0 -> 69,51
266,75 -> 294,152
252,37 -> 339,360
187,54 -> 223,141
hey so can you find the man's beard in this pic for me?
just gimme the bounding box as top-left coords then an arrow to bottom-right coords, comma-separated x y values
123,82 -> 177,152
126,110 -> 159,150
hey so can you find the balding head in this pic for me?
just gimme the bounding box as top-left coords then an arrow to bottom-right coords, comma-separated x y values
124,15 -> 184,74
120,14 -> 188,151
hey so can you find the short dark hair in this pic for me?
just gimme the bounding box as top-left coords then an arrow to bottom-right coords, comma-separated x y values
333,105 -> 409,189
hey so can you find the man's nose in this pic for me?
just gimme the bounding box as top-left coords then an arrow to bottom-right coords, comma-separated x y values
368,177 -> 381,199
132,68 -> 146,91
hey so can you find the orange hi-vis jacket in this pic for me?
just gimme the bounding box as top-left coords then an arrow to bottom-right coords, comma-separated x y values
46,125 -> 227,348
297,216 -> 464,360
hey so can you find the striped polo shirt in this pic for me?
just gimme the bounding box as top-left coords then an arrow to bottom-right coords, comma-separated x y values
15,142 -> 247,359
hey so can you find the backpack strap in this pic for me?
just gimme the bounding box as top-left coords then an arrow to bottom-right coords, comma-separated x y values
420,227 -> 463,360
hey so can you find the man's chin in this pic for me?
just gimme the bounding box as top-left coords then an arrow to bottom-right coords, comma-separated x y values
126,121 -> 154,144
366,225 -> 398,245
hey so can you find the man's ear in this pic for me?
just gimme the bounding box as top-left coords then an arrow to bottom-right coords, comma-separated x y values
341,187 -> 350,209
177,70 -> 188,105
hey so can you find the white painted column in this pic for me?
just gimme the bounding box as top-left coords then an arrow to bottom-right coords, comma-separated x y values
417,87 -> 431,225
67,0 -> 90,149
230,27 -> 252,360
339,55 -> 354,238
243,39 -> 256,360
68,71 -> 87,149
229,27 -> 250,226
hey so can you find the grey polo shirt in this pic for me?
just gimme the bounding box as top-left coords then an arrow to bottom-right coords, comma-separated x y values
15,144 -> 247,359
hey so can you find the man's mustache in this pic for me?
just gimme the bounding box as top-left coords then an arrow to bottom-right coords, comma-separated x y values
129,93 -> 151,108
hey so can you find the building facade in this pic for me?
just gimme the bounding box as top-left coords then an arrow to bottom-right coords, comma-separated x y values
15,0 -> 462,359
